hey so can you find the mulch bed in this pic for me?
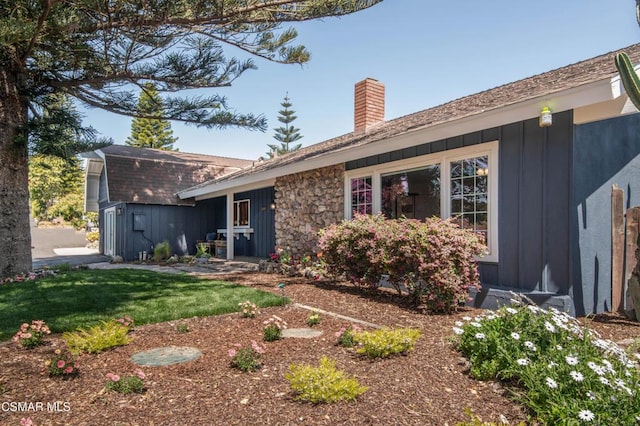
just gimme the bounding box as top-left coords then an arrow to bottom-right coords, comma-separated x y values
1,272 -> 638,425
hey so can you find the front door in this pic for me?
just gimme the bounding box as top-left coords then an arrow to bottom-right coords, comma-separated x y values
104,207 -> 116,256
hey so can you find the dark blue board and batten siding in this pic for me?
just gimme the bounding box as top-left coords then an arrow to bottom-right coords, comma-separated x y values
347,111 -> 576,313
233,188 -> 276,258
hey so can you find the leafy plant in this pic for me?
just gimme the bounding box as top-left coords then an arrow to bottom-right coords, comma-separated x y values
153,240 -> 171,262
13,320 -> 51,349
263,315 -> 287,342
335,324 -> 362,348
86,231 -> 100,243
238,301 -> 258,318
62,319 -> 133,355
286,356 -> 368,403
176,323 -> 189,333
104,370 -> 146,394
306,313 -> 321,326
452,302 -> 640,425
229,341 -> 266,372
318,214 -> 486,313
45,349 -> 78,378
353,328 -> 422,359
455,408 -> 525,426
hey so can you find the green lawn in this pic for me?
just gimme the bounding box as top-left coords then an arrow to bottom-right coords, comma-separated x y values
0,269 -> 284,341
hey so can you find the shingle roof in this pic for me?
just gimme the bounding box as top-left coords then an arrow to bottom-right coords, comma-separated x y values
184,43 -> 640,192
101,145 -> 252,205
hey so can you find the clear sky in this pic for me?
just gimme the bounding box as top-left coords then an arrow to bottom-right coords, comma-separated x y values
78,0 -> 640,160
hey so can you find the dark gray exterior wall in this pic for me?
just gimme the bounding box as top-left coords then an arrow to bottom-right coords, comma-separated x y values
572,113 -> 640,316
233,188 -> 276,258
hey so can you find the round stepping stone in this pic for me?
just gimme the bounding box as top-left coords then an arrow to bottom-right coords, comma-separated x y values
131,346 -> 202,366
281,328 -> 323,339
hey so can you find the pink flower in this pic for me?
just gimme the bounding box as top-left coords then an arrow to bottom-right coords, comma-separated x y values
56,360 -> 65,369
20,418 -> 34,426
64,366 -> 74,374
106,373 -> 120,382
134,369 -> 146,379
228,349 -> 236,357
251,340 -> 265,354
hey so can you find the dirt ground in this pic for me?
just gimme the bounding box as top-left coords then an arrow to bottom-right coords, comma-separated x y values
1,272 -> 638,426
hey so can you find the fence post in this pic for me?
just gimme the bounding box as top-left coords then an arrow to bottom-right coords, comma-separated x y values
611,185 -> 625,312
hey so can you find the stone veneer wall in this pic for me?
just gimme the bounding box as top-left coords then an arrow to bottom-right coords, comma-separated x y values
274,164 -> 345,255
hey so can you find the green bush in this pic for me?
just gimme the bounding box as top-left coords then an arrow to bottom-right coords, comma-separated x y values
62,319 -> 132,355
453,304 -> 640,425
86,231 -> 100,243
105,375 -> 144,394
153,240 -> 171,262
353,328 -> 422,359
229,341 -> 265,372
318,214 -> 486,313
286,356 -> 368,403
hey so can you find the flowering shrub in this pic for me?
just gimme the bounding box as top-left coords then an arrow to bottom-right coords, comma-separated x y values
238,301 -> 259,318
44,349 -> 78,378
114,315 -> 134,328
0,270 -> 56,285
353,328 -> 422,359
306,313 -> 321,326
286,356 -> 368,403
263,315 -> 287,342
269,247 -> 292,264
452,301 -> 640,425
318,213 -> 486,313
63,318 -> 133,354
229,340 -> 266,372
13,320 -> 51,349
335,324 -> 362,348
104,369 -> 146,394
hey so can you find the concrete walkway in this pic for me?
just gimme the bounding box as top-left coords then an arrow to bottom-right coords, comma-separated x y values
87,257 -> 260,275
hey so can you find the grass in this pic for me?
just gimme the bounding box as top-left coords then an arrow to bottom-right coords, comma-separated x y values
0,269 -> 285,340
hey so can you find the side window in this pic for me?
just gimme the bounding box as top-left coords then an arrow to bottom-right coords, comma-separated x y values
449,155 -> 489,245
233,199 -> 250,227
350,177 -> 372,216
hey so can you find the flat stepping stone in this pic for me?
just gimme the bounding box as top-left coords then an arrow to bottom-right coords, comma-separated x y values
281,328 -> 323,339
131,346 -> 202,366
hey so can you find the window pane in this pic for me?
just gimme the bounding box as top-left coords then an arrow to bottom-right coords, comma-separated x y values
450,155 -> 489,245
350,177 -> 372,216
381,165 -> 440,219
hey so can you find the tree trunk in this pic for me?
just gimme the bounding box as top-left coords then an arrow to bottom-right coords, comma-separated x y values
0,66 -> 32,278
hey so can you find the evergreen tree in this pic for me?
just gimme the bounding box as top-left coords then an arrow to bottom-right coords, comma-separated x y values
267,93 -> 303,157
0,0 -> 380,277
126,83 -> 178,150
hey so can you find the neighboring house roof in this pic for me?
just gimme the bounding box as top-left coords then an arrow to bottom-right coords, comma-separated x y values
179,43 -> 640,200
87,145 -> 252,207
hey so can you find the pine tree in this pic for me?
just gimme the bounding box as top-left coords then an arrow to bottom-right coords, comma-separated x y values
0,0 -> 380,277
126,83 -> 178,150
267,94 -> 303,158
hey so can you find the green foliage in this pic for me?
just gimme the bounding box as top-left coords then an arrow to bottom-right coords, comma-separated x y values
353,328 -> 422,359
195,242 -> 211,259
12,320 -> 51,349
453,303 -> 640,425
105,375 -> 145,394
335,324 -> 362,348
176,323 -> 189,333
266,93 -> 303,158
153,240 -> 171,262
229,341 -> 266,372
319,214 -> 486,313
306,313 -> 321,326
286,356 -> 368,403
45,350 -> 79,378
29,154 -> 84,222
62,319 -> 132,355
126,83 -> 178,150
86,231 -> 100,243
263,315 -> 287,342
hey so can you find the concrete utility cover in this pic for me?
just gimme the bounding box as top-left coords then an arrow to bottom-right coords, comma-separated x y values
131,346 -> 202,366
281,328 -> 323,339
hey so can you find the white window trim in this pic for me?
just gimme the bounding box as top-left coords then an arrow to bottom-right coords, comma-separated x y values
344,141 -> 499,263
233,199 -> 251,228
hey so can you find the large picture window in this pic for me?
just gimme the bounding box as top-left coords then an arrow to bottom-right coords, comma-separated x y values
344,141 -> 498,262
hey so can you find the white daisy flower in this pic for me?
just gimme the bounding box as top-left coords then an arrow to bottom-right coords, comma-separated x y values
517,358 -> 529,366
524,341 -> 537,351
545,377 -> 558,389
565,355 -> 579,366
570,371 -> 584,382
511,332 -> 520,340
544,321 -> 556,333
462,316 -> 472,321
556,344 -> 563,351
599,377 -> 610,386
475,333 -> 485,339
578,409 -> 594,421
505,307 -> 518,315
452,327 -> 464,335
586,391 -> 596,401
454,321 -> 464,327
470,322 -> 482,328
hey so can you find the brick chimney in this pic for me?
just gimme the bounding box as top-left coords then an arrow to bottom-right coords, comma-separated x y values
354,78 -> 385,133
